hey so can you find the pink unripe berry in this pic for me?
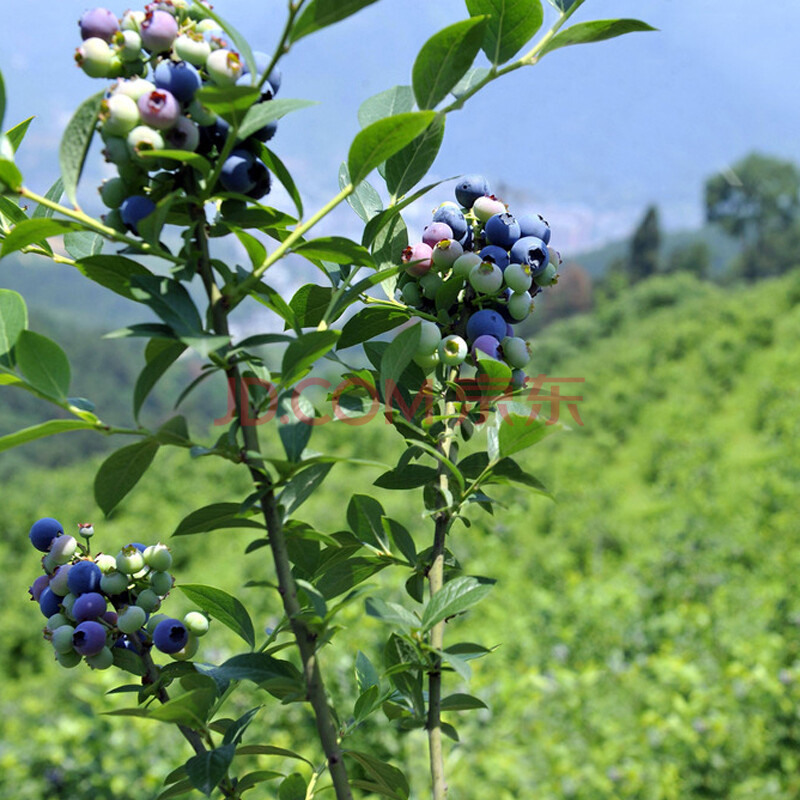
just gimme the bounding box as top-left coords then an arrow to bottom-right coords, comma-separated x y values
402,243 -> 433,277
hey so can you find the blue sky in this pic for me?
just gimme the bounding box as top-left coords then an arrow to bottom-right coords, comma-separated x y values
2,0 -> 799,252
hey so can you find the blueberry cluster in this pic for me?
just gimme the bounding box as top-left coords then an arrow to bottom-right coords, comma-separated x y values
76,2 -> 280,234
396,174 -> 562,382
28,517 -> 209,670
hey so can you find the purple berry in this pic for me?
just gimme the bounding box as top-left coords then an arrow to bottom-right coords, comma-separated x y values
472,334 -> 502,361
29,517 -> 64,552
154,60 -> 201,104
137,90 -> 180,130
79,8 -> 120,42
219,148 -> 256,194
454,174 -> 490,209
120,195 -> 156,234
485,213 -> 521,249
29,575 -> 50,603
166,116 -> 200,151
66,560 -> 102,596
153,618 -> 189,654
466,309 -> 507,343
432,203 -> 468,243
72,592 -> 107,622
422,222 -> 453,248
72,621 -> 107,657
140,10 -> 178,53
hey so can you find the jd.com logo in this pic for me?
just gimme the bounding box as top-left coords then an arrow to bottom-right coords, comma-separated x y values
215,374 -> 585,428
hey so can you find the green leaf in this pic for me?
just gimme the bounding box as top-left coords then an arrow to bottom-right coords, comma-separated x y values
0,419 -> 96,454
94,439 -> 160,516
138,149 -> 211,179
365,597 -> 420,629
356,650 -> 380,693
76,254 -> 154,301
491,456 -> 551,495
358,85 -> 415,128
31,177 -> 64,219
63,230 -> 103,260
374,464 -> 437,490
238,98 -> 317,141
290,0 -> 381,43
177,584 -> 256,649
5,116 -> 34,153
382,517 -> 417,564
130,275 -> 203,336
475,354 -> 513,396
421,575 -> 495,631
339,163 -> 383,223
235,771 -> 283,794
147,688 -> 217,727
293,236 -> 374,267
59,90 -> 103,207
0,196 -> 28,230
379,323 -> 420,393
497,411 -> 560,457
235,745 -> 313,766
541,18 -> 657,56
133,341 -> 186,422
281,329 -> 339,386
289,284 -> 334,328
208,653 -> 302,696
185,745 -> 235,797
385,114 -> 446,199
465,0 -> 544,64
259,145 -> 303,218
173,503 -> 265,537
348,112 -> 437,185
338,306 -> 411,350
195,85 -> 260,124
344,751 -> 409,800
15,330 -> 70,399
0,159 -> 22,193
279,462 -> 333,516
276,391 -> 313,462
278,773 -> 307,800
412,17 -> 489,109
450,66 -> 490,98
0,218 -> 86,258
0,288 -> 26,365
0,71 -> 7,130
315,557 -> 388,599
347,494 -> 390,551
440,692 -> 488,711
156,778 -> 195,800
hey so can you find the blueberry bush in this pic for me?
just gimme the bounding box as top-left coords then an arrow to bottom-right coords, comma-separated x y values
0,1 -> 653,797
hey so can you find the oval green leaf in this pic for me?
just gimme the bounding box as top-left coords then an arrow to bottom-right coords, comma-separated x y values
59,90 -> 103,207
178,584 -> 256,649
15,329 -> 70,399
94,439 -> 160,516
466,0 -> 544,64
540,18 -> 657,56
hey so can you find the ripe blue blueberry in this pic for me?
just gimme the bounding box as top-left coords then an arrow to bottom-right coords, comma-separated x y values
517,213 -> 551,244
39,587 -> 63,618
479,245 -> 510,271
219,148 -> 256,194
72,621 -> 107,657
66,560 -> 103,596
485,213 -> 521,249
137,89 -> 180,130
466,309 -> 507,343
29,575 -> 50,603
140,10 -> 178,53
243,159 -> 271,200
120,195 -> 156,234
454,174 -> 490,209
252,119 -> 278,143
79,8 -> 120,43
72,592 -> 107,622
154,60 -> 201,104
153,618 -> 189,654
29,517 -> 64,552
509,236 -> 549,276
432,203 -> 469,244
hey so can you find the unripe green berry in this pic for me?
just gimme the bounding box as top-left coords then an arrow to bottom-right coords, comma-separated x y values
175,33 -> 211,66
101,93 -> 140,136
135,588 -> 161,613
431,238 -> 463,270
62,594 -> 77,616
469,262 -> 503,294
146,613 -> 168,635
99,177 -> 130,209
56,649 -> 82,668
52,625 -> 77,654
501,336 -> 532,369
116,545 -> 145,575
438,334 -> 468,366
205,49 -> 243,86
187,98 -> 217,126
121,10 -> 145,31
95,553 -> 118,574
412,350 -> 440,372
504,262 -> 533,293
143,543 -> 172,572
47,613 -> 71,632
401,282 -> 422,306
112,77 -> 155,102
114,29 -> 142,61
149,570 -> 174,596
102,136 -> 132,166
86,646 -> 114,670
101,571 -> 129,596
419,272 -> 443,299
50,535 -> 77,565
117,605 -> 148,634
533,263 -> 558,287
183,611 -> 209,636
451,252 -> 482,279
42,552 -> 59,575
413,320 -> 441,357
126,125 -> 165,165
75,37 -> 114,78
508,292 -> 534,320
170,632 -> 199,660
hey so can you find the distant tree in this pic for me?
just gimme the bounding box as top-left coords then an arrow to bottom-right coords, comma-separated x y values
664,240 -> 711,279
705,152 -> 800,278
628,205 -> 661,283
542,262 -> 593,323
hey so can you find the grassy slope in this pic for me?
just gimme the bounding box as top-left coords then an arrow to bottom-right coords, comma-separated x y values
1,272 -> 800,798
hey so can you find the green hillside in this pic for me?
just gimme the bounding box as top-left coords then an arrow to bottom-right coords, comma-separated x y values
1,271 -> 799,799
